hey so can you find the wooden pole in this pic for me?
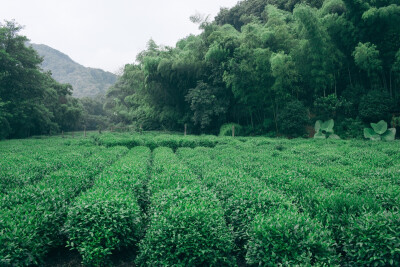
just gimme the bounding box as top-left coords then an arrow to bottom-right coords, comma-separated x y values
184,123 -> 187,136
84,126 -> 87,137
72,132 -> 74,138
232,125 -> 235,137
62,131 -> 64,138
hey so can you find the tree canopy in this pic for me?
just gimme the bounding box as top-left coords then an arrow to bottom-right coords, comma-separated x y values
0,21 -> 83,139
105,0 -> 400,136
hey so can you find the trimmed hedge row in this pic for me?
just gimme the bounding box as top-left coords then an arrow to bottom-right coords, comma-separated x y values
0,146 -> 128,266
246,208 -> 338,266
96,132 -> 242,150
177,147 -> 339,265
211,140 -> 400,265
64,146 -> 150,265
136,147 -> 235,266
0,140 -> 98,194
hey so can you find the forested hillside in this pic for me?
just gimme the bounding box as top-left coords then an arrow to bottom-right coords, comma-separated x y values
105,0 -> 400,137
0,21 -> 84,139
31,44 -> 117,98
1,0 -> 400,139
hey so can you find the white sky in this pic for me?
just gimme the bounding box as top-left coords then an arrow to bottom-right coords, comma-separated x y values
0,0 -> 238,73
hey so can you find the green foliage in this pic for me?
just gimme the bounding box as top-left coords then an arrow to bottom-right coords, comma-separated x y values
98,0 -> 400,134
0,145 -> 127,266
185,81 -> 228,129
0,21 -> 83,138
353,42 -> 382,80
246,208 -> 339,266
343,210 -> 400,266
64,147 -> 149,265
136,186 -> 236,266
313,94 -> 352,121
137,147 -> 235,266
335,118 -> 364,139
364,120 -> 396,141
2,133 -> 400,265
279,100 -> 309,137
65,190 -> 142,266
359,90 -> 393,123
314,119 -> 340,139
0,99 -> 11,139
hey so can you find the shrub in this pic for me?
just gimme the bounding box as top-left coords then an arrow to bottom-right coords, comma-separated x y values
246,208 -> 339,266
278,100 -> 309,138
64,147 -> 149,265
343,210 -> 400,266
335,118 -> 364,139
202,168 -> 292,253
64,189 -> 142,266
358,90 -> 392,123
313,94 -> 350,121
0,147 -> 127,266
136,186 -> 235,266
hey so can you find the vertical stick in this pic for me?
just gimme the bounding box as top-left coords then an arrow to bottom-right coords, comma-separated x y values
84,125 -> 87,137
72,132 -> 74,138
232,125 -> 235,137
184,123 -> 187,136
62,131 -> 64,138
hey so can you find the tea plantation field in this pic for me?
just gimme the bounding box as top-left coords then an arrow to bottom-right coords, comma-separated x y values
1,133 -> 399,266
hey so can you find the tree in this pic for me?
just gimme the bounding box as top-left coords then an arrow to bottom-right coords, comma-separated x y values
185,81 -> 228,130
0,20 -> 83,138
353,42 -> 383,89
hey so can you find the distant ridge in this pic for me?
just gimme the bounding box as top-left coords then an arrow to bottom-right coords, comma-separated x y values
31,43 -> 117,98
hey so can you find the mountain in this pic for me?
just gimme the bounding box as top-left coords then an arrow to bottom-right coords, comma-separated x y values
31,43 -> 117,98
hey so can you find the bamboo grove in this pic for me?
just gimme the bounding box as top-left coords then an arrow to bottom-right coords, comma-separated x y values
105,0 -> 400,137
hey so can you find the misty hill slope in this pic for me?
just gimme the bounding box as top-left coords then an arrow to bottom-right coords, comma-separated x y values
31,43 -> 117,98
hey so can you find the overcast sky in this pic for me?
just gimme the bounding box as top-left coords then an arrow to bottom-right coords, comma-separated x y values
1,0 -> 238,73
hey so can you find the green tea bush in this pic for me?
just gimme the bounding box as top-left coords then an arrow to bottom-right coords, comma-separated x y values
138,147 -> 235,266
64,147 -> 149,265
136,186 -> 235,266
343,210 -> 400,266
64,189 -> 142,266
0,142 -> 97,194
246,208 -> 339,266
0,147 -> 127,266
148,147 -> 199,194
203,168 -> 292,251
177,147 -> 294,256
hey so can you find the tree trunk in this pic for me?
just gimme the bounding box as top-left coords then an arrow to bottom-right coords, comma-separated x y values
348,66 -> 353,87
273,102 -> 279,135
389,70 -> 393,98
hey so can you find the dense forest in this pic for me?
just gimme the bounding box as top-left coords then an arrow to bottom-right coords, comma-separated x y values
1,0 -> 400,139
0,21 -> 109,139
105,0 -> 400,137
